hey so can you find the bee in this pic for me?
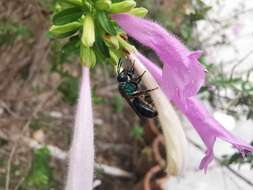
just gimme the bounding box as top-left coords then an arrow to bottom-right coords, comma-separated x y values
116,59 -> 158,118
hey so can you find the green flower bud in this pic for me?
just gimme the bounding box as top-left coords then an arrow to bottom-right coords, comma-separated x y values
81,15 -> 95,47
103,35 -> 119,49
49,22 -> 81,35
95,0 -> 112,11
61,0 -> 83,6
109,49 -> 119,65
55,3 -> 62,12
80,45 -> 96,67
129,7 -> 148,17
109,0 -> 136,13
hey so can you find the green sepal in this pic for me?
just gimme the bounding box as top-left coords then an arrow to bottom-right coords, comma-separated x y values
62,35 -> 80,56
97,11 -> 117,35
103,35 -> 119,49
117,35 -> 135,53
48,30 -> 77,39
80,45 -> 96,67
60,0 -> 83,7
108,48 -> 122,65
129,7 -> 148,17
109,50 -> 119,65
93,23 -> 110,64
94,48 -> 106,64
109,0 -> 136,13
52,7 -> 83,25
94,35 -> 110,58
49,22 -> 81,37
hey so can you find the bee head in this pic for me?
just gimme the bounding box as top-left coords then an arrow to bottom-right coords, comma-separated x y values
117,70 -> 128,82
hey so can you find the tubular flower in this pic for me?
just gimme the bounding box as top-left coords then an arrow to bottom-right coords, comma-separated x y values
129,53 -> 188,175
112,14 -> 253,171
65,67 -> 94,190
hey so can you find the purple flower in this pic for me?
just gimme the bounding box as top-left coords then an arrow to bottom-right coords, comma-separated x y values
111,14 -> 205,109
112,14 -> 253,172
65,67 -> 94,190
129,53 -> 188,175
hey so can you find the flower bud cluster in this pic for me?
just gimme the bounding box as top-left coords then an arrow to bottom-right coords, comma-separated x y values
49,0 -> 148,67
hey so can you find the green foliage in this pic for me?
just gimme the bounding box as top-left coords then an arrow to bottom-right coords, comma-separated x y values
52,7 -> 83,25
58,75 -> 79,105
49,37 -> 80,105
222,141 -> 253,168
138,0 -> 210,43
95,167 -> 105,178
112,95 -> 124,112
189,0 -> 212,22
50,37 -> 80,74
49,39 -> 80,106
29,117 -> 52,130
92,90 -> 107,105
0,20 -> 31,46
97,11 -> 117,35
93,33 -> 110,64
200,63 -> 253,119
29,119 -> 43,130
131,124 -> 144,140
0,137 -> 7,147
38,0 -> 59,11
23,147 -> 54,190
179,0 -> 211,42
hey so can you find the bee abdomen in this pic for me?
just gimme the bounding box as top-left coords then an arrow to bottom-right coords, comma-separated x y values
132,98 -> 157,118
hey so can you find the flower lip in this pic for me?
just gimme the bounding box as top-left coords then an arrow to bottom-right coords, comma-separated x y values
135,51 -> 253,172
111,13 -> 206,100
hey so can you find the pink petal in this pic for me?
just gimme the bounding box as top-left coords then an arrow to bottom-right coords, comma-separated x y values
186,97 -> 253,171
135,52 -> 253,171
112,14 -> 205,102
113,13 -> 253,171
65,67 -> 94,190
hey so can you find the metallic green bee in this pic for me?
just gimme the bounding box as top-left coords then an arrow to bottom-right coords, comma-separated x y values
116,59 -> 158,118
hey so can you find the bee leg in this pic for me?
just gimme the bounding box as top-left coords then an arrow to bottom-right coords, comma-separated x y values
130,87 -> 158,98
144,95 -> 153,104
129,71 -> 146,84
135,71 -> 146,83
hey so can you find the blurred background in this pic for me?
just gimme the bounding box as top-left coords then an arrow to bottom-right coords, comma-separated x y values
0,0 -> 253,189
